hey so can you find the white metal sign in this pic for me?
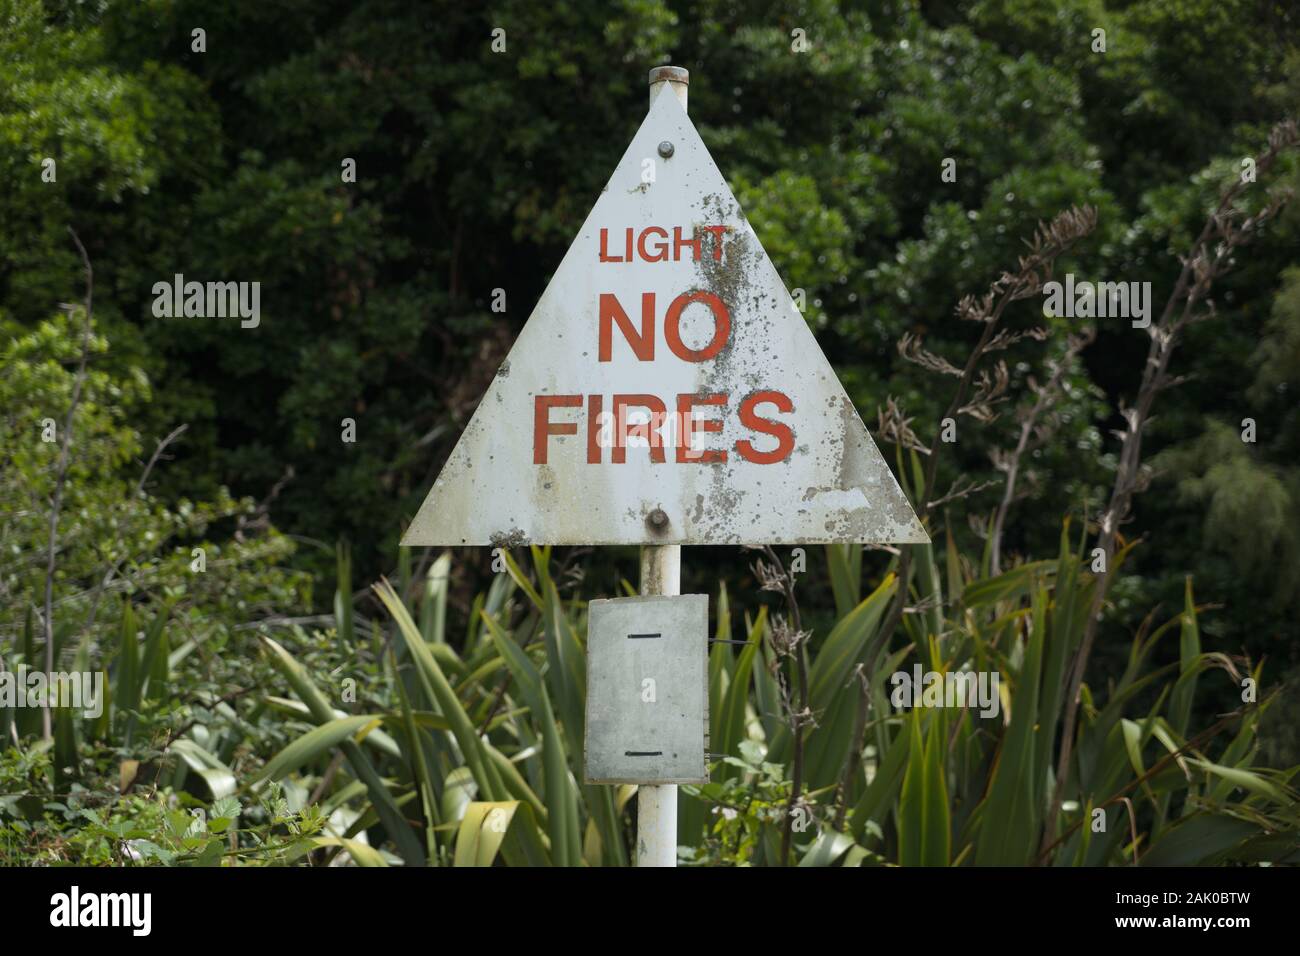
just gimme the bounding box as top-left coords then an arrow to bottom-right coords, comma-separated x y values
584,594 -> 708,785
403,82 -> 926,547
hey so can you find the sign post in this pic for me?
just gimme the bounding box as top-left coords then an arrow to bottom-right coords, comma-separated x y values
403,65 -> 927,867
636,67 -> 686,869
636,540 -> 680,866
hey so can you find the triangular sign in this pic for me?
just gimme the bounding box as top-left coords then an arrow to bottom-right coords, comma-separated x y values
403,83 -> 927,547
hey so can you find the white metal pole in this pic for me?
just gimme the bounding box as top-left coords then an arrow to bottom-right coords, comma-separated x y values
637,541 -> 680,867
648,64 -> 689,112
635,66 -> 690,870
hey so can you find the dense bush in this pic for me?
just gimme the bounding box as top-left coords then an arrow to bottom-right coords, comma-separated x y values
3,315 -> 1296,865
3,0 -> 1299,866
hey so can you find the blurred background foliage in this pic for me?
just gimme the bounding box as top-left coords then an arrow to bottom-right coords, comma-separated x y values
2,0 -> 1299,864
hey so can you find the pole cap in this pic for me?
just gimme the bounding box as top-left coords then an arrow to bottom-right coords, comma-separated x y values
648,66 -> 689,86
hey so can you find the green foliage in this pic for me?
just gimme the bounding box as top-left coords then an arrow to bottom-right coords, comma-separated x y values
4,1 -> 1298,683
0,753 -> 326,866
682,740 -> 788,866
0,307 -> 320,863
1251,266 -> 1300,401
2,310 -> 1295,865
0,311 -> 310,637
229,540 -> 1296,867
1155,421 -> 1297,594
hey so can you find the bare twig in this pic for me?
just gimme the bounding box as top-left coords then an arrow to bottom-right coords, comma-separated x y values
234,466 -> 295,542
136,425 -> 188,496
755,546 -> 811,866
308,752 -> 346,805
877,397 -> 931,456
832,665 -> 871,831
898,332 -> 963,377
0,653 -> 19,747
1043,120 -> 1299,857
989,328 -> 1096,574
82,425 -> 189,639
956,360 -> 1010,423
927,476 -> 1001,512
861,207 -> 1097,696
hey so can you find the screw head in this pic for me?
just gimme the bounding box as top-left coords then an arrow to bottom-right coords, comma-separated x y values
646,508 -> 669,531
657,141 -> 674,159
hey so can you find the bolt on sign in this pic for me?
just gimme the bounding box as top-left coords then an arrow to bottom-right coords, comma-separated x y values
402,81 -> 927,548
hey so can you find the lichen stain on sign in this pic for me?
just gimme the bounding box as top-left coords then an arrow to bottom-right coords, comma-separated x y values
403,83 -> 927,547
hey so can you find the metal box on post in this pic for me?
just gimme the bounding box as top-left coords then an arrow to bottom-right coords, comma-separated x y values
584,594 -> 709,785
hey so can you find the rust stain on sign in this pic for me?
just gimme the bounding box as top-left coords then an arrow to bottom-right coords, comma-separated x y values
403,84 -> 927,547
